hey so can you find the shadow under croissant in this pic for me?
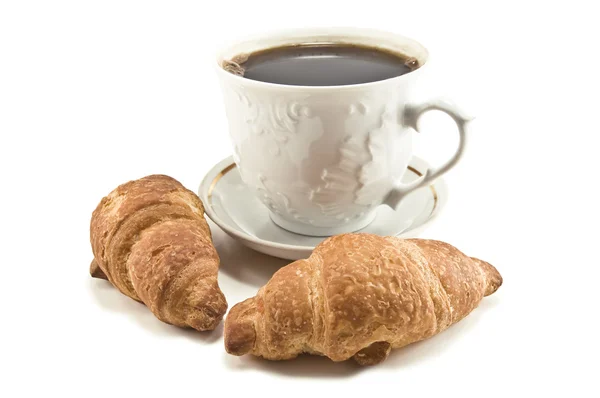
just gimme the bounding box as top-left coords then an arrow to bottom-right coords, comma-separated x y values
222,351 -> 361,378
88,278 -> 223,344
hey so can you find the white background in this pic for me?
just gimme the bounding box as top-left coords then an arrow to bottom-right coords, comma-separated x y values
1,1 -> 599,396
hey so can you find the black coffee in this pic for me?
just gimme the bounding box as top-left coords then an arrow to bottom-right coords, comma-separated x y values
224,43 -> 419,86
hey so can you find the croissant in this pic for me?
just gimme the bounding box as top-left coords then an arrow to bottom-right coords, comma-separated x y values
225,233 -> 502,365
90,174 -> 227,331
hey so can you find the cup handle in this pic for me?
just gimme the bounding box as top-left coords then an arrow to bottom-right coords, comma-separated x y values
383,98 -> 472,210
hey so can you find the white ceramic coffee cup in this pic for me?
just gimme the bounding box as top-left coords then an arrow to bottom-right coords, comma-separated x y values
216,28 -> 470,236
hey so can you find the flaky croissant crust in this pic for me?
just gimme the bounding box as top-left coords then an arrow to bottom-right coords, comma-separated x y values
90,174 -> 227,331
225,234 -> 502,365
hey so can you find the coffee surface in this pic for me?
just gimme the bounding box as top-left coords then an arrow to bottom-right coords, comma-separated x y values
230,43 -> 418,86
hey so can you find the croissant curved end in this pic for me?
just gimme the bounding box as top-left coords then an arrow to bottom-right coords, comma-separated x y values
224,298 -> 257,356
182,283 -> 228,332
89,258 -> 108,280
471,257 -> 503,296
353,341 -> 392,366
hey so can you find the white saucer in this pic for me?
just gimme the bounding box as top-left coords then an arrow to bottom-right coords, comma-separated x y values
199,156 -> 448,260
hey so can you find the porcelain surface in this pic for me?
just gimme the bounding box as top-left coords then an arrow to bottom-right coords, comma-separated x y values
216,28 -> 469,236
199,155 -> 448,260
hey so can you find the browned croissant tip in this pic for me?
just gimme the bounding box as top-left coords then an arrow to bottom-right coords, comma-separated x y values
353,341 -> 392,366
471,257 -> 503,296
224,323 -> 256,356
224,299 -> 257,356
90,259 -> 108,280
185,289 -> 228,331
187,312 -> 225,332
